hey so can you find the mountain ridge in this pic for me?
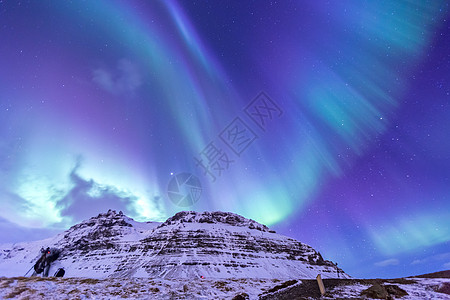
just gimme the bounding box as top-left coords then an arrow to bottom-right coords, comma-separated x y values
0,210 -> 349,280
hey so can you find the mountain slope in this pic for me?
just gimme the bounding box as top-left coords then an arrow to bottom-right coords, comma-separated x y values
0,210 -> 349,279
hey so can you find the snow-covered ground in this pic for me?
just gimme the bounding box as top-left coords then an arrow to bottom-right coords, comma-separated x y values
0,276 -> 280,300
0,276 -> 449,299
324,278 -> 450,300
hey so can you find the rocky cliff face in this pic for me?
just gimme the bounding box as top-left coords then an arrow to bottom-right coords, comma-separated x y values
0,210 -> 349,279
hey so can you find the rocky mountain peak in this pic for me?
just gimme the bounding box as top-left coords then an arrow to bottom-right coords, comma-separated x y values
158,211 -> 274,233
0,210 -> 349,280
59,210 -> 136,252
67,209 -> 133,232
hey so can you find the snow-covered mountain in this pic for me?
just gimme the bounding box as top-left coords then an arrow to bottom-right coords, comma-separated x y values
0,210 -> 349,279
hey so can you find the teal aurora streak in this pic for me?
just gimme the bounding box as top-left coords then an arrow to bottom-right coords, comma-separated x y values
0,0 -> 448,278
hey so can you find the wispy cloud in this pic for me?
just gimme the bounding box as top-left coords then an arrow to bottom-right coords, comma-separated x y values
55,157 -> 165,225
92,59 -> 142,96
0,216 -> 60,244
0,156 -> 166,233
57,168 -> 140,224
411,252 -> 450,265
444,262 -> 450,269
367,213 -> 450,255
374,258 -> 399,267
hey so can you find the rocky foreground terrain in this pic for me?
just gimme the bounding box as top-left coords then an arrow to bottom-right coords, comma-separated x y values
0,273 -> 449,299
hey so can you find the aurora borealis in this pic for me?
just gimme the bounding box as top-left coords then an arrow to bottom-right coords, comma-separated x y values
0,0 -> 449,278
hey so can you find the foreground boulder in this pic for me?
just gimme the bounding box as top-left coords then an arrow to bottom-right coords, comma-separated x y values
361,283 -> 408,299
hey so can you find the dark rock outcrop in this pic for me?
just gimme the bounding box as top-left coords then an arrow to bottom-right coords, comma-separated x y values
360,283 -> 408,299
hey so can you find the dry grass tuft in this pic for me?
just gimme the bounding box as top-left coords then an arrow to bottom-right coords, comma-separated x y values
4,286 -> 29,299
213,280 -> 233,291
106,282 -> 122,288
78,278 -> 101,284
67,288 -> 81,295
0,278 -> 15,288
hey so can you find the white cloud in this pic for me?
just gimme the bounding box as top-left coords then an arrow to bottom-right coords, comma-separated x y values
374,258 -> 399,267
92,59 -> 142,95
411,259 -> 423,265
92,69 -> 114,93
411,252 -> 450,265
443,262 -> 450,269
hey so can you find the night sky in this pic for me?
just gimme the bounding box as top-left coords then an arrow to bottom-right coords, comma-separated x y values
0,1 -> 449,279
